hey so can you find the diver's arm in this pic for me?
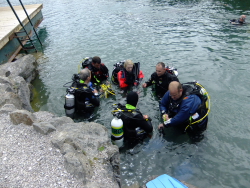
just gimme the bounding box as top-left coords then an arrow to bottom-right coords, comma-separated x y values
167,96 -> 197,126
135,114 -> 153,134
159,91 -> 170,114
144,73 -> 155,87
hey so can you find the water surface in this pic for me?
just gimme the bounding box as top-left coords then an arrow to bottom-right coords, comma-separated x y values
1,0 -> 250,187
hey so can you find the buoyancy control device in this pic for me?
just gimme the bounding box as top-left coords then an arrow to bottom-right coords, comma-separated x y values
111,61 -> 141,85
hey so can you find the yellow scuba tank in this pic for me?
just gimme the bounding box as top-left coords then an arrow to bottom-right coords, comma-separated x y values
111,115 -> 124,148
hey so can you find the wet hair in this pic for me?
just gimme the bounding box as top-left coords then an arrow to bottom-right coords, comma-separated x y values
156,62 -> 165,69
124,59 -> 134,69
92,56 -> 101,64
79,69 -> 90,81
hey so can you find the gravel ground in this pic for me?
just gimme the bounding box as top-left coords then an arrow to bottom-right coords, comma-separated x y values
0,113 -> 85,188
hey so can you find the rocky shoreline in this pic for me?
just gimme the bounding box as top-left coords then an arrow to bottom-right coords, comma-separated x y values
0,55 -> 120,188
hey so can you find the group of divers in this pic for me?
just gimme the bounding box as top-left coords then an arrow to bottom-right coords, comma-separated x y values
64,55 -> 211,147
63,14 -> 248,147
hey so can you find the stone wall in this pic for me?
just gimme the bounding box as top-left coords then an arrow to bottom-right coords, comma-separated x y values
0,55 -> 120,188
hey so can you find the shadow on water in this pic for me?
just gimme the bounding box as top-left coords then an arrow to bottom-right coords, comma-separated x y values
31,75 -> 49,112
28,27 -> 50,112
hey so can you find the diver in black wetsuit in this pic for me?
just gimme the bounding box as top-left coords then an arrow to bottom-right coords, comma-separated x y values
114,92 -> 153,142
142,62 -> 179,98
73,69 -> 100,112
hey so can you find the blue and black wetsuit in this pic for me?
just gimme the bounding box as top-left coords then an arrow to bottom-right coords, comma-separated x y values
159,85 -> 208,133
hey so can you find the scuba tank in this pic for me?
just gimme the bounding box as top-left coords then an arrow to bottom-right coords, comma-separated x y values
64,88 -> 75,118
111,114 -> 124,148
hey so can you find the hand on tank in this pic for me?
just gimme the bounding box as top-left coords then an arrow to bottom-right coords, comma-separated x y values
158,123 -> 164,129
92,89 -> 98,94
162,114 -> 170,120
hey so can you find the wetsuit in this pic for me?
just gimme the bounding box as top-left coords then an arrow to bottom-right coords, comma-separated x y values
117,69 -> 144,88
119,104 -> 153,140
159,86 -> 208,133
87,63 -> 109,85
73,81 -> 100,112
145,72 -> 179,98
230,19 -> 246,24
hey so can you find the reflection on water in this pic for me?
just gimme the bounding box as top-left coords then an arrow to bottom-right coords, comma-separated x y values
2,0 -> 250,187
31,75 -> 49,112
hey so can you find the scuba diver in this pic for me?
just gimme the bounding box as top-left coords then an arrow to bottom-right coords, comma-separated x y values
83,56 -> 109,85
230,15 -> 246,25
64,69 -> 100,118
111,92 -> 153,146
142,62 -> 179,98
158,81 -> 210,135
112,59 -> 144,89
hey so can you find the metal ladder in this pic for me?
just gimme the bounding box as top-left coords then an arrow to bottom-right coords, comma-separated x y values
7,0 -> 43,54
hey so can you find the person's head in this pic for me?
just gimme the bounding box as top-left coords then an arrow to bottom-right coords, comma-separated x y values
239,15 -> 246,22
124,59 -> 134,72
169,81 -> 183,100
79,69 -> 91,82
91,56 -> 101,69
126,91 -> 138,107
156,62 -> 166,77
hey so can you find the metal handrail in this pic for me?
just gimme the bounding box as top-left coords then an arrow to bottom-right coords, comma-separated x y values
6,0 -> 38,52
18,0 -> 43,49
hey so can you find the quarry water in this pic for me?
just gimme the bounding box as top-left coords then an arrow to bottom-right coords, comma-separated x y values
1,0 -> 250,187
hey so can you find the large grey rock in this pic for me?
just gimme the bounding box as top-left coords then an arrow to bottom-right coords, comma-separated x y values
63,143 -> 92,184
51,122 -> 120,187
0,104 -> 18,114
0,55 -> 37,112
9,110 -> 36,125
12,76 -> 33,112
0,54 -> 37,83
0,78 -> 22,109
0,75 -> 33,111
33,122 -> 56,135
